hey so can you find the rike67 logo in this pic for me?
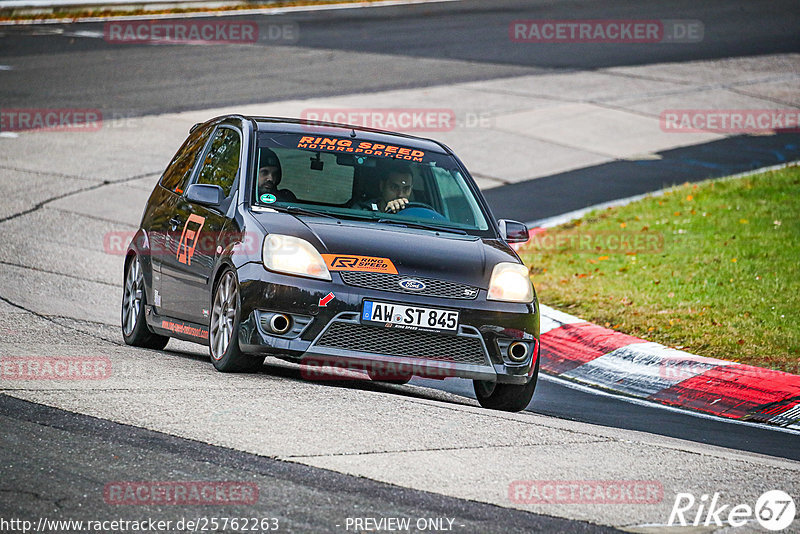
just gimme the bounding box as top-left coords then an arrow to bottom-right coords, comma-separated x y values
668,490 -> 796,531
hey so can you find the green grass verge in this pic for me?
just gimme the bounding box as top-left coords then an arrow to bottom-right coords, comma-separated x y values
518,164 -> 800,373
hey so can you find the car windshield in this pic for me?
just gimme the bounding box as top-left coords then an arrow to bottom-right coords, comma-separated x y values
253,132 -> 491,234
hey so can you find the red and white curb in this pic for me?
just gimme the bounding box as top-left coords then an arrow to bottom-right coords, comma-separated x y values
538,304 -> 800,430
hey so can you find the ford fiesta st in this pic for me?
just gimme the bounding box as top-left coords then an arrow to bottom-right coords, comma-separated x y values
122,115 -> 540,411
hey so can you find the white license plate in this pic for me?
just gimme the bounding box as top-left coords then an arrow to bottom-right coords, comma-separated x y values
361,300 -> 459,333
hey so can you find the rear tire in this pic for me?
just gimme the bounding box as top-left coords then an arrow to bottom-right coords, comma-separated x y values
209,269 -> 262,373
473,352 -> 539,412
121,254 -> 169,350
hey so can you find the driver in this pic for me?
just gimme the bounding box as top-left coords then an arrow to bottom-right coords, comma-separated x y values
257,148 -> 297,202
358,162 -> 414,213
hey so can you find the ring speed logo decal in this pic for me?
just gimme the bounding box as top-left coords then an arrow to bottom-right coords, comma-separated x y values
322,254 -> 398,274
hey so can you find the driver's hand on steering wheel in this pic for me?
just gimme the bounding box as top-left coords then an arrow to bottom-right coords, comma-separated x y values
384,198 -> 409,213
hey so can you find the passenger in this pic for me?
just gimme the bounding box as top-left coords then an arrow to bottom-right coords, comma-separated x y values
257,148 -> 297,203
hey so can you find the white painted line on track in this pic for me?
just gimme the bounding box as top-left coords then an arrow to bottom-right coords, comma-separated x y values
540,373 -> 800,436
64,29 -> 104,37
0,0 -> 461,25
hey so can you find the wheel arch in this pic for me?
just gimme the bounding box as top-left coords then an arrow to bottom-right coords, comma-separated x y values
211,259 -> 238,297
124,229 -> 156,306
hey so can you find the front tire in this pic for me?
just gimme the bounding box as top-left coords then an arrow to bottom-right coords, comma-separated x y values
121,254 -> 169,350
473,352 -> 539,412
209,269 -> 262,373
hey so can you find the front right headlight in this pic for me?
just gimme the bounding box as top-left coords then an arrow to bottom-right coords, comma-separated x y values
487,262 -> 533,303
262,234 -> 331,281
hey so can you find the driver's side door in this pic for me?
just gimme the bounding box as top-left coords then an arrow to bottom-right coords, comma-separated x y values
160,125 -> 243,324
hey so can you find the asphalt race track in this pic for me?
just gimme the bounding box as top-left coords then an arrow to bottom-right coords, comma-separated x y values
1,0 -> 799,113
1,395 -> 612,533
1,0 -> 799,532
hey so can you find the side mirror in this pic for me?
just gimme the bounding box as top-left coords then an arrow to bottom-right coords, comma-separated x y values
498,219 -> 529,243
185,184 -> 223,207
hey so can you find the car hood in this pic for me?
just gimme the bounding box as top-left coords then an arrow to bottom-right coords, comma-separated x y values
250,212 -> 519,287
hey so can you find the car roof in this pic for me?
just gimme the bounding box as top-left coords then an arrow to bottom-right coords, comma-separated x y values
251,116 -> 450,155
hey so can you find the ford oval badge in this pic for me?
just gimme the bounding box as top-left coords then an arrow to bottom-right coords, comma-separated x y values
399,278 -> 426,291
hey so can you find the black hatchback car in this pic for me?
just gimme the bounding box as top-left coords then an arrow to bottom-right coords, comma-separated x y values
122,115 -> 540,411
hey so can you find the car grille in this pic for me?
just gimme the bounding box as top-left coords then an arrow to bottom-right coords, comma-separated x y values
314,321 -> 487,366
339,271 -> 479,300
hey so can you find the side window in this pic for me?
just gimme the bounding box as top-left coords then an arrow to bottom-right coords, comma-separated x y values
431,167 -> 487,229
195,127 -> 241,198
160,126 -> 212,194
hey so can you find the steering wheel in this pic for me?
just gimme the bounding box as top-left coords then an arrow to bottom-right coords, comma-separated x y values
403,201 -> 438,212
399,202 -> 447,221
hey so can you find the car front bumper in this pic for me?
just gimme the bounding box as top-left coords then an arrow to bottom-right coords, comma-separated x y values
235,262 -> 539,384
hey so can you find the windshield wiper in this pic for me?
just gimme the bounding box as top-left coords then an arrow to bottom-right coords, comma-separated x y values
377,218 -> 467,235
275,205 -> 339,220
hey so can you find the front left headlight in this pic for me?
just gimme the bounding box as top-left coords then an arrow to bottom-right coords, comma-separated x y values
487,262 -> 533,303
262,234 -> 331,281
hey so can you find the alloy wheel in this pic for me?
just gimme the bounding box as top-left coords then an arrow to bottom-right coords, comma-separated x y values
210,271 -> 238,360
122,256 -> 143,336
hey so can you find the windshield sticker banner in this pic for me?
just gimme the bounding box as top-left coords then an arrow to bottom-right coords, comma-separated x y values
297,137 -> 425,162
322,255 -> 398,274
